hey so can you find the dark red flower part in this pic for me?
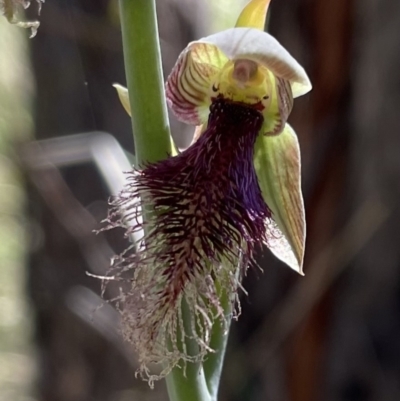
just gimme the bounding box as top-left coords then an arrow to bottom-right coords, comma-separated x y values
108,96 -> 272,379
139,96 -> 270,275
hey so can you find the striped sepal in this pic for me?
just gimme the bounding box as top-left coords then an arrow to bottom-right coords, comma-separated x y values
254,123 -> 305,274
166,42 -> 227,125
261,74 -> 293,136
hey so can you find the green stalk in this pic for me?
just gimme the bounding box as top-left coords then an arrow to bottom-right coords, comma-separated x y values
119,0 -> 171,165
165,300 -> 212,401
118,1 -> 222,401
203,285 -> 232,400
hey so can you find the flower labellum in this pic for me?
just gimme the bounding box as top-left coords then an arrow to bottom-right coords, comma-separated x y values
109,0 -> 311,381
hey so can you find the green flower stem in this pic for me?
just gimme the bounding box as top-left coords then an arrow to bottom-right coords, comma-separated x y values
119,0 -> 171,165
166,289 -> 231,401
165,300 -> 212,401
203,286 -> 232,400
164,352 -> 211,401
118,1 -> 224,401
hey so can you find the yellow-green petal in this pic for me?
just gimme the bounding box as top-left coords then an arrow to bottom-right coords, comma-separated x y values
113,84 -> 131,116
235,0 -> 271,31
165,42 -> 228,125
260,73 -> 293,136
254,123 -> 305,274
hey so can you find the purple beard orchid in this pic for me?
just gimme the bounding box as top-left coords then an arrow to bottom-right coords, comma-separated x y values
109,1 -> 311,382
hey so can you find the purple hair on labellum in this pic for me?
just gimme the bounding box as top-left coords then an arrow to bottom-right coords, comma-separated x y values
108,95 -> 272,381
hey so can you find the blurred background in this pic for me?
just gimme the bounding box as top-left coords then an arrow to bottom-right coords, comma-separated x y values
1,0 -> 400,400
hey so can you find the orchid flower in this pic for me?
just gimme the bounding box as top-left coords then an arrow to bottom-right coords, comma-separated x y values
111,0 -> 311,381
